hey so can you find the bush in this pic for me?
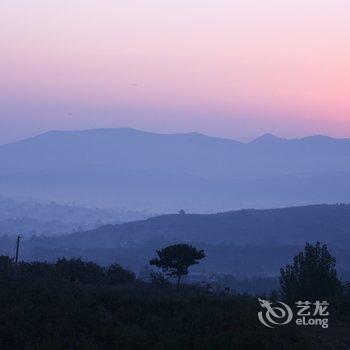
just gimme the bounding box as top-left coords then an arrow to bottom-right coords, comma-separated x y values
55,258 -> 105,284
0,255 -> 14,280
150,271 -> 170,286
105,263 -> 135,284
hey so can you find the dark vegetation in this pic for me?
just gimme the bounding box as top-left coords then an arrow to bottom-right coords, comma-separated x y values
0,243 -> 349,349
280,242 -> 343,302
0,258 -> 306,350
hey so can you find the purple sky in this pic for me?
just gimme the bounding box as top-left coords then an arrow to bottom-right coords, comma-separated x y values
1,0 -> 350,144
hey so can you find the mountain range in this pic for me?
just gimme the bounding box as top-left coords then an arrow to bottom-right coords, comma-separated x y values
1,128 -> 350,211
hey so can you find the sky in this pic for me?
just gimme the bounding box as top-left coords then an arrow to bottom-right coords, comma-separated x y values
1,0 -> 350,144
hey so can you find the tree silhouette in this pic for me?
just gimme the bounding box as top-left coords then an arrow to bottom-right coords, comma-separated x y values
150,244 -> 205,292
280,242 -> 342,302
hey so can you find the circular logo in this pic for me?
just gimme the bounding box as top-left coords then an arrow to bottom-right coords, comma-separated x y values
258,298 -> 293,328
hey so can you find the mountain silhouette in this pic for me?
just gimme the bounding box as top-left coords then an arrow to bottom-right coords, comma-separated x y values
1,128 -> 350,211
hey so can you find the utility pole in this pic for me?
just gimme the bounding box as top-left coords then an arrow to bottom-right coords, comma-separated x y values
15,235 -> 21,266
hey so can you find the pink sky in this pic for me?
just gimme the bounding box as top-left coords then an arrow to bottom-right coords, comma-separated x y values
1,0 -> 350,143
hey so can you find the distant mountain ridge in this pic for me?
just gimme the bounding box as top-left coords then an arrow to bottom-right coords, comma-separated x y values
1,128 -> 350,211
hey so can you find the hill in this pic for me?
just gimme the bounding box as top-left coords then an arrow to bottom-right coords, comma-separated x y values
1,128 -> 350,211
48,204 -> 350,248
5,204 -> 349,278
